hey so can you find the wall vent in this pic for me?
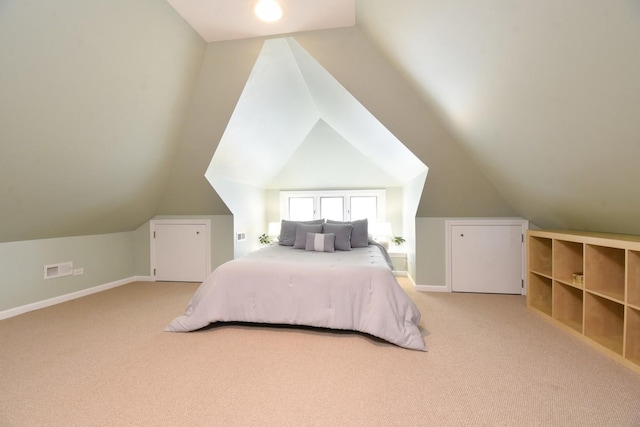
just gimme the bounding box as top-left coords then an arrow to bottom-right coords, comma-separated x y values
44,262 -> 73,280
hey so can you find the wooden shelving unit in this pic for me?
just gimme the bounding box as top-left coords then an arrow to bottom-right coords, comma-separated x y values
529,273 -> 552,316
627,250 -> 640,307
527,229 -> 640,375
553,281 -> 583,333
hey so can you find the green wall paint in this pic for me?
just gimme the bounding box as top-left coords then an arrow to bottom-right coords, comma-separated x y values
0,0 -> 206,242
0,232 -> 135,312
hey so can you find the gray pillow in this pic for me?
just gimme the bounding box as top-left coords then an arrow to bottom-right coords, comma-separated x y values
305,233 -> 335,252
326,219 -> 368,248
322,223 -> 353,251
293,224 -> 323,249
278,219 -> 324,246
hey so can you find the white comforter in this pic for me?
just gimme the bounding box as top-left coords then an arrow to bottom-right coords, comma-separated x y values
166,244 -> 426,351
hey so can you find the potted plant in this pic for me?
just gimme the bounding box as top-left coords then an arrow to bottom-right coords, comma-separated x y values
259,233 -> 273,245
392,236 -> 405,246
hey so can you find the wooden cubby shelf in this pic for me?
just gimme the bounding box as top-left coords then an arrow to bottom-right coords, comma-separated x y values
527,229 -> 640,375
528,272 -> 552,316
584,292 -> 624,355
625,307 -> 640,366
553,281 -> 583,333
553,239 -> 583,286
585,244 -> 625,302
628,251 -> 640,308
529,236 -> 552,277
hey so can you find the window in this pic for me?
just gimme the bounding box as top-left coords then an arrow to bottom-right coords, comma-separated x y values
280,190 -> 385,223
320,197 -> 344,221
288,197 -> 314,221
350,196 -> 377,223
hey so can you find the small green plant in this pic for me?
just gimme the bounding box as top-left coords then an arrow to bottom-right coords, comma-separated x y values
392,236 -> 405,246
259,233 -> 273,245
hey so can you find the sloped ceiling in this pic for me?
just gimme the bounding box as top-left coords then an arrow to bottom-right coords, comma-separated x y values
356,0 -> 640,234
0,0 -> 205,243
4,0 -> 639,245
206,37 -> 427,191
205,38 -> 319,187
268,119 -> 398,189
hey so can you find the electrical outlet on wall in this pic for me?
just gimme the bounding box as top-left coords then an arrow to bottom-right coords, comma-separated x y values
73,268 -> 84,276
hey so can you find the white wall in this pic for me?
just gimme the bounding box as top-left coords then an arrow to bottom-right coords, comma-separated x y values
205,180 -> 267,258
402,171 -> 428,279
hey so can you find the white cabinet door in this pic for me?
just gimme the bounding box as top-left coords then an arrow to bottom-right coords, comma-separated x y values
152,221 -> 210,282
449,221 -> 526,294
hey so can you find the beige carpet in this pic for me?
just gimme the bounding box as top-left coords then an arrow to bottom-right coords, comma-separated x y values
1,279 -> 640,426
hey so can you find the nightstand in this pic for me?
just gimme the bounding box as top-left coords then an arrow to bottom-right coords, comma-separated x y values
388,251 -> 407,276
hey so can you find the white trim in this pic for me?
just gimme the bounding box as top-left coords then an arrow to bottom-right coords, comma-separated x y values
279,189 -> 386,222
415,284 -> 449,292
150,219 -> 211,282
445,218 -> 529,295
404,275 -> 448,292
0,276 -> 147,321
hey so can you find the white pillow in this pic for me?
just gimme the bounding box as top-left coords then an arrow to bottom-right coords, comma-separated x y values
305,233 -> 335,252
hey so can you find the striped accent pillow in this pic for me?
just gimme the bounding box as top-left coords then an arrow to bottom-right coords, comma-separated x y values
305,233 -> 335,252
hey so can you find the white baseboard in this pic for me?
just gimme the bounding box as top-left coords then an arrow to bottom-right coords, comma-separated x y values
0,276 -> 149,321
415,284 -> 450,292
398,274 -> 449,293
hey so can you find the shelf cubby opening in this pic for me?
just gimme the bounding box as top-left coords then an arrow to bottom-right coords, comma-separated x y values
628,250 -> 640,307
584,292 -> 624,355
626,307 -> 640,366
529,236 -> 552,277
585,244 -> 625,302
528,272 -> 552,316
553,240 -> 584,286
553,281 -> 583,333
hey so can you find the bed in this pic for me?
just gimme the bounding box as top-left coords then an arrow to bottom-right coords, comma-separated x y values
166,219 -> 426,351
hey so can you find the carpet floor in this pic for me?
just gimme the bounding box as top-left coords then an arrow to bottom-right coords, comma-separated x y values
1,278 -> 640,426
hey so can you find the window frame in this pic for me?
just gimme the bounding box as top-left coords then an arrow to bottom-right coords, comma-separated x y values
279,189 -> 386,222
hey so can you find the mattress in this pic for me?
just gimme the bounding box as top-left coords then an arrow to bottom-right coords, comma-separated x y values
166,243 -> 426,351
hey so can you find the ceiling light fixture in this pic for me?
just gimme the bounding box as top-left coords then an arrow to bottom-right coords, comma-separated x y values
254,0 -> 283,23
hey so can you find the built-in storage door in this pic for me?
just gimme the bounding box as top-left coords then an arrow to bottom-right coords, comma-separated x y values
448,220 -> 527,294
151,220 -> 210,282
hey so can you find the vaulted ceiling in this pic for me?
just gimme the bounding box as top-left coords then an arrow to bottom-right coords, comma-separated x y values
205,37 -> 427,191
355,0 -> 640,233
173,0 -> 640,234
1,0 -> 639,244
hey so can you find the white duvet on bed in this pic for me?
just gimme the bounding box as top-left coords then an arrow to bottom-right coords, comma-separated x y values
165,244 -> 426,351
